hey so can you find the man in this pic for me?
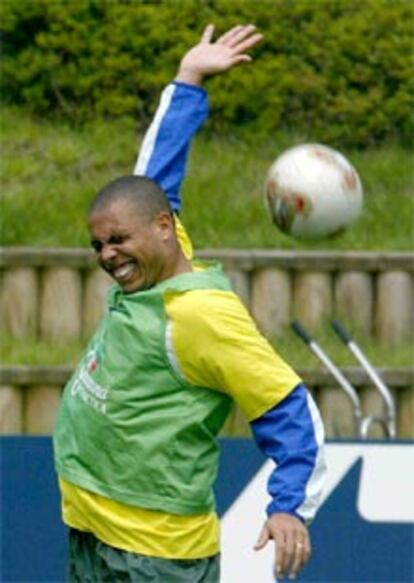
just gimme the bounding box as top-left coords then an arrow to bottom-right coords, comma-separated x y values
54,24 -> 326,582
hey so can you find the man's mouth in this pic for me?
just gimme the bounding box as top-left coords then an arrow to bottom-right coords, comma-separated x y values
109,261 -> 136,282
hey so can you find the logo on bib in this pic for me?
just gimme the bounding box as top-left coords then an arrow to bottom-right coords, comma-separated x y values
70,349 -> 108,414
86,350 -> 99,373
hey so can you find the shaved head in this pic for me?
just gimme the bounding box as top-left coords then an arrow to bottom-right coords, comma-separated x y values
89,175 -> 172,220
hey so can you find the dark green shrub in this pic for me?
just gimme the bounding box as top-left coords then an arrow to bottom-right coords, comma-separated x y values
1,0 -> 413,147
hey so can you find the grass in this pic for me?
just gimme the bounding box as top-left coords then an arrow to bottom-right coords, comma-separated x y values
275,328 -> 414,371
0,106 -> 137,246
0,337 -> 84,367
1,105 -> 413,249
184,135 -> 414,250
1,330 -> 412,368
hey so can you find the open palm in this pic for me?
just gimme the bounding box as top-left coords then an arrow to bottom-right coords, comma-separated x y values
177,24 -> 262,85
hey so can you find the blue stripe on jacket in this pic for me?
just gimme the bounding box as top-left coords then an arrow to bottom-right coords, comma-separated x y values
251,383 -> 326,523
134,81 -> 209,213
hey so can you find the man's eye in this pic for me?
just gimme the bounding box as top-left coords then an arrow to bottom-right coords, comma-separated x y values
91,241 -> 102,253
109,236 -> 125,245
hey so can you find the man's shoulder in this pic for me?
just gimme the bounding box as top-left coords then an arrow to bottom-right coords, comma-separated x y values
164,284 -> 249,330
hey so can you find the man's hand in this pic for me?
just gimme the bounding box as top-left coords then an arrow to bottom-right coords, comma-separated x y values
254,512 -> 311,580
175,24 -> 262,86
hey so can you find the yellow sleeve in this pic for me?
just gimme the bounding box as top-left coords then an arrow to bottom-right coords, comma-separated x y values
165,289 -> 302,421
174,215 -> 193,260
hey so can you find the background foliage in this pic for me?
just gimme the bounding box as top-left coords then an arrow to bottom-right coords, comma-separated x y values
1,0 -> 413,147
1,104 -> 413,249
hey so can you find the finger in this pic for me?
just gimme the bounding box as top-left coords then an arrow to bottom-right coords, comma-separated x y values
254,525 -> 269,550
223,55 -> 253,69
200,23 -> 215,44
289,541 -> 305,579
289,535 -> 311,579
274,534 -> 287,580
302,537 -> 312,569
219,24 -> 258,48
280,528 -> 295,578
215,24 -> 246,45
229,33 -> 263,56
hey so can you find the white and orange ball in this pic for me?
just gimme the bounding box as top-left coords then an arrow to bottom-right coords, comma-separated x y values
265,144 -> 363,239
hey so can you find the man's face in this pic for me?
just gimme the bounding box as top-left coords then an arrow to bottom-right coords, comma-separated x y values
88,200 -> 174,293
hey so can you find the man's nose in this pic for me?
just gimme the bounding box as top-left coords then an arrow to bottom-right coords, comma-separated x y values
100,244 -> 118,264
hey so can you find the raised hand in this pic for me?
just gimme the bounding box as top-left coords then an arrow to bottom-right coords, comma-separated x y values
176,24 -> 262,86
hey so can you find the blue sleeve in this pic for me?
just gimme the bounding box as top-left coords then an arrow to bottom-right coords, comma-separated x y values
134,81 -> 209,213
250,383 -> 326,524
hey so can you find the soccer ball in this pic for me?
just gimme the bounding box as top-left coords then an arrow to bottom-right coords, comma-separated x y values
264,144 -> 363,239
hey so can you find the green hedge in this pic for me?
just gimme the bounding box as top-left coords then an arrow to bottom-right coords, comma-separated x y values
1,0 -> 413,147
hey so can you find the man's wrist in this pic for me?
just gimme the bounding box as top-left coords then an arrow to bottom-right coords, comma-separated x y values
267,505 -> 305,523
175,67 -> 204,87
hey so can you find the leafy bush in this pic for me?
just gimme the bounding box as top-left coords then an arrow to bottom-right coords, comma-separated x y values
1,0 -> 413,147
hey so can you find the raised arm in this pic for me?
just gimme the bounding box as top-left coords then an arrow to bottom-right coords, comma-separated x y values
134,24 -> 262,212
133,82 -> 208,213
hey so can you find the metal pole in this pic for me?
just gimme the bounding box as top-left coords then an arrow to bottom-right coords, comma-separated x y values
331,320 -> 396,438
291,320 -> 364,437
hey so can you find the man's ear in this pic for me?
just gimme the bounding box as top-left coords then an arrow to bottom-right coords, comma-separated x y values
154,211 -> 175,239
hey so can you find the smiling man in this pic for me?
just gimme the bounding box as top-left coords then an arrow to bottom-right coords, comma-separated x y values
54,24 -> 326,583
